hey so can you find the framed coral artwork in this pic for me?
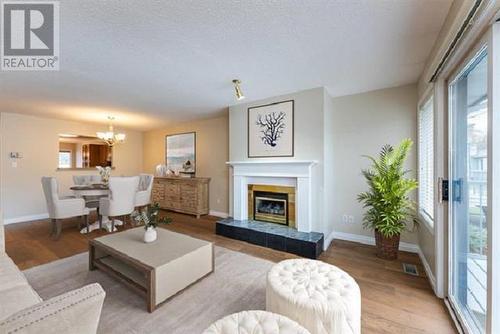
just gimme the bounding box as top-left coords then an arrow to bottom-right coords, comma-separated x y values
247,100 -> 294,158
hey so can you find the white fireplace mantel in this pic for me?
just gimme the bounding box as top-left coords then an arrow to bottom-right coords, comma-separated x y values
227,160 -> 317,232
227,160 -> 317,164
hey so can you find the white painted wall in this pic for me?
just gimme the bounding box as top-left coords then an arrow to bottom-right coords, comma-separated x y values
0,112 -> 143,223
419,225 -> 436,274
229,87 -> 326,235
323,91 -> 335,240
326,84 -> 419,244
229,87 -> 325,162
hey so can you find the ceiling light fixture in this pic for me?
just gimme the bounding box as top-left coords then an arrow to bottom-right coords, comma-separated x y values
96,116 -> 126,147
232,79 -> 245,100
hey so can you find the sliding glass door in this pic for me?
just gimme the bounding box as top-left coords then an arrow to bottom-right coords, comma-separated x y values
448,47 -> 488,334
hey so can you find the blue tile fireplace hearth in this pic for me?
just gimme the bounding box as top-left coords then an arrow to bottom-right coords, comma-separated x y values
216,219 -> 324,259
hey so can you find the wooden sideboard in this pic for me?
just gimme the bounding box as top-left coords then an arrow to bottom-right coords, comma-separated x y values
152,177 -> 210,218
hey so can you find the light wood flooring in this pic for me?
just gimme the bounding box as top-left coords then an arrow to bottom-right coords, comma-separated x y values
4,211 -> 456,333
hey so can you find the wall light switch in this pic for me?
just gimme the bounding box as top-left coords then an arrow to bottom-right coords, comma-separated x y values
9,152 -> 23,159
11,161 -> 17,168
348,215 -> 354,224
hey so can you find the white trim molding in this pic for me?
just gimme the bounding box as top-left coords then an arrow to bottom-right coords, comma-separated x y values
324,230 -> 336,251
4,213 -> 49,225
209,210 -> 229,218
418,247 -> 438,295
227,160 -> 318,232
331,231 -> 419,253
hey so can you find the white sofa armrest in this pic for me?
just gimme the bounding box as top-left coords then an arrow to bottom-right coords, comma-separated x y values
0,283 -> 105,334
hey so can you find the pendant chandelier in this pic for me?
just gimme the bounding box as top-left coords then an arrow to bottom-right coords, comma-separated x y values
96,116 -> 126,147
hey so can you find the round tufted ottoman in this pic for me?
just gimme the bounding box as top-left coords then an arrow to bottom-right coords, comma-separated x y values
203,310 -> 311,334
266,259 -> 361,334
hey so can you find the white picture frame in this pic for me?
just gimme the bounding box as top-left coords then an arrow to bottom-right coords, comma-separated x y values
248,100 -> 294,158
165,132 -> 196,174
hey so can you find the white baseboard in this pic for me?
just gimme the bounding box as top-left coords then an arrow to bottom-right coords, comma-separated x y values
331,231 -> 420,253
324,230 -> 336,251
4,213 -> 49,225
5,210 -> 228,224
209,210 -> 229,218
417,247 -> 437,294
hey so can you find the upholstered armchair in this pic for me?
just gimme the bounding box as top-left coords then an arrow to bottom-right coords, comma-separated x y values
41,177 -> 90,238
135,174 -> 154,210
0,217 -> 106,334
99,176 -> 139,231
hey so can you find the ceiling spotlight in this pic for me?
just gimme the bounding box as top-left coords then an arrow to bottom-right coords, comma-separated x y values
232,79 -> 245,100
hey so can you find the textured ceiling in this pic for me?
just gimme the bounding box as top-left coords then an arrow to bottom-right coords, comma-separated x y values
0,0 -> 452,130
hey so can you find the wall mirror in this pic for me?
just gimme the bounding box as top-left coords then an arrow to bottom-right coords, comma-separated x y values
58,134 -> 112,170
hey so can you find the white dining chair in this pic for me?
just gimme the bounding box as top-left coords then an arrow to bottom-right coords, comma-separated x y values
135,174 -> 154,211
73,175 -> 101,185
41,177 -> 90,239
99,176 -> 139,231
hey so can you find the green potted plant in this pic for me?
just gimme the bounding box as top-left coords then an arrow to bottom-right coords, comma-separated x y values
357,139 -> 418,260
132,203 -> 172,243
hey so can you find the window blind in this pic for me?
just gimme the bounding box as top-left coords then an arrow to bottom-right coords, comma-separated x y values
418,98 -> 434,223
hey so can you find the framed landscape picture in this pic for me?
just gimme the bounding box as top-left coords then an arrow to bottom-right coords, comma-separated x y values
248,100 -> 294,158
165,132 -> 196,175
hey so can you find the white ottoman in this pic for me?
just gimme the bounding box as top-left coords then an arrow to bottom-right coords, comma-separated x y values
203,310 -> 311,334
266,259 -> 361,334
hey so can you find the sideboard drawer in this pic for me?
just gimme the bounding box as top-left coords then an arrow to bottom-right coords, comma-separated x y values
164,183 -> 178,194
152,181 -> 165,203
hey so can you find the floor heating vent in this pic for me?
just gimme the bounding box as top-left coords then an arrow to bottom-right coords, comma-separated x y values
402,263 -> 419,276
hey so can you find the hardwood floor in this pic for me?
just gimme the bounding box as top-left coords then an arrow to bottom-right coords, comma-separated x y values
4,211 -> 456,334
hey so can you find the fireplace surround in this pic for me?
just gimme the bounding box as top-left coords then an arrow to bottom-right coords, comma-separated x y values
218,160 -> 323,258
227,160 -> 317,232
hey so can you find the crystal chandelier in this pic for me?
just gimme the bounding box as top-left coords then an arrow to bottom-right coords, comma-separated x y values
96,116 -> 126,147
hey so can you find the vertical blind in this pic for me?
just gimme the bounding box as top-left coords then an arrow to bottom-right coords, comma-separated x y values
418,97 -> 434,223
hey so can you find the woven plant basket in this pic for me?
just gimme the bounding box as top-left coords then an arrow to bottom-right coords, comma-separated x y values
374,230 -> 400,260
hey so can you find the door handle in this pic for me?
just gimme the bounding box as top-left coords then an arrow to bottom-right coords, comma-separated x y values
438,178 -> 449,203
452,178 -> 463,203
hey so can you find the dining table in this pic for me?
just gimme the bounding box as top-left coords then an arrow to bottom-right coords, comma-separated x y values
70,184 -> 124,233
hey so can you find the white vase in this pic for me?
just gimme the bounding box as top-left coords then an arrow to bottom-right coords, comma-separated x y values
144,227 -> 157,243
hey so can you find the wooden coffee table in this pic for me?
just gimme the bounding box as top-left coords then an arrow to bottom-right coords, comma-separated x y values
89,227 -> 214,312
